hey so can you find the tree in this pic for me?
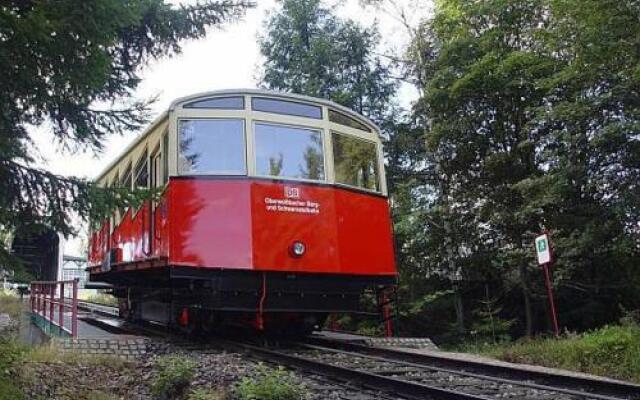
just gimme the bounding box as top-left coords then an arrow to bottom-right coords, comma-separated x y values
522,0 -> 640,329
258,0 -> 396,125
407,0 -> 640,338
0,0 -> 252,267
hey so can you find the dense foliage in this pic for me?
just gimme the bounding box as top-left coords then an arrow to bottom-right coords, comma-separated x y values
0,0 -> 251,267
395,0 -> 640,340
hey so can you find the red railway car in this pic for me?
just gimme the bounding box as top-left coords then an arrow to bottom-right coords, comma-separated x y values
88,89 -> 397,334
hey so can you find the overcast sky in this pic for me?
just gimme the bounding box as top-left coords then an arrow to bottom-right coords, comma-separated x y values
32,0 -> 431,255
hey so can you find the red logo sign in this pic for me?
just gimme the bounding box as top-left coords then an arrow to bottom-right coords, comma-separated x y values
285,186 -> 300,199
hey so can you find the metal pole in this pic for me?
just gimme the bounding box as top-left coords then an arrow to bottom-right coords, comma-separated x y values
49,284 -> 54,327
381,289 -> 393,338
542,263 -> 560,336
71,279 -> 78,338
59,282 -> 64,332
30,283 -> 34,313
38,283 -> 43,315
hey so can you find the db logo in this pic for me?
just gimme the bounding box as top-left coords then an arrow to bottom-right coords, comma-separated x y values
285,186 -> 300,199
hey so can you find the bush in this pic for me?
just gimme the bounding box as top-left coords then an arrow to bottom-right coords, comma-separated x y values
234,364 -> 307,400
151,355 -> 196,400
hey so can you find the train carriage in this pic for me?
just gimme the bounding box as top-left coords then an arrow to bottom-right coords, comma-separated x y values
88,89 -> 397,334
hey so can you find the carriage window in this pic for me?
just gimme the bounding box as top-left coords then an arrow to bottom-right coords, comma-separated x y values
255,123 -> 324,180
134,151 -> 148,188
252,97 -> 322,119
332,133 -> 380,191
183,96 -> 244,109
119,164 -> 132,190
178,119 -> 246,175
329,109 -> 372,132
162,132 -> 169,184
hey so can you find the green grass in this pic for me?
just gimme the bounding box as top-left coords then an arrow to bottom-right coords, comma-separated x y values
151,355 -> 196,399
0,339 -> 27,400
234,364 -> 307,400
0,291 -> 24,319
456,324 -> 640,383
83,292 -> 118,307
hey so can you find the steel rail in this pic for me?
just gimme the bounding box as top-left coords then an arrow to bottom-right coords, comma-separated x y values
221,340 -> 492,400
77,301 -> 119,317
308,337 -> 640,400
299,342 -> 631,400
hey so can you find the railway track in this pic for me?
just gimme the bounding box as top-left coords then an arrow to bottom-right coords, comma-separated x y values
307,336 -> 640,400
77,300 -> 119,317
76,303 -> 640,400
224,340 -> 639,400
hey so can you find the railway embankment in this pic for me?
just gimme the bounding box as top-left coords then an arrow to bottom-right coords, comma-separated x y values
452,322 -> 640,384
0,293 -> 319,399
1,332 -> 309,399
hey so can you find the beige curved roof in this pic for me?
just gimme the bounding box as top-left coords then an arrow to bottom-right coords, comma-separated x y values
95,89 -> 382,182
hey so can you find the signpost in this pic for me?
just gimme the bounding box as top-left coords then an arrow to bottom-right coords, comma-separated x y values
535,233 -> 560,336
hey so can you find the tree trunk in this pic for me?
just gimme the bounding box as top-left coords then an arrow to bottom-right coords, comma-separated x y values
453,282 -> 465,335
519,264 -> 533,337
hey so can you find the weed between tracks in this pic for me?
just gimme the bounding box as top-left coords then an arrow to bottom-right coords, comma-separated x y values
150,356 -> 308,400
234,364 -> 308,400
151,355 -> 197,399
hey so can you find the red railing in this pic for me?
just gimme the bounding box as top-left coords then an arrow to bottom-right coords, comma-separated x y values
30,279 -> 79,338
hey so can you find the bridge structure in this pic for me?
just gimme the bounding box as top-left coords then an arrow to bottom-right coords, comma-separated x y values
30,279 -> 79,338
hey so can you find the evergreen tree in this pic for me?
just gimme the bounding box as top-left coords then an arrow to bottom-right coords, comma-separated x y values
258,0 -> 396,124
0,0 -> 252,267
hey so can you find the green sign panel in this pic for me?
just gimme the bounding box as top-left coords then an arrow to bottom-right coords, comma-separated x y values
535,234 -> 551,265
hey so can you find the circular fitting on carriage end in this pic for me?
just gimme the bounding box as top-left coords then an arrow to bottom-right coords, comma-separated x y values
290,241 -> 306,257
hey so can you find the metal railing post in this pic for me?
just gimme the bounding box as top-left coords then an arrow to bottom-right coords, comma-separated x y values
30,279 -> 80,338
59,282 -> 65,333
30,283 -> 34,313
49,283 -> 55,328
71,278 -> 78,338
37,283 -> 42,315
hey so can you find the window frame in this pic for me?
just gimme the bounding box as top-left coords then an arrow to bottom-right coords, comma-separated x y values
183,96 -> 245,110
252,120 -> 327,183
329,109 -> 372,133
132,149 -> 149,217
177,118 -> 248,176
251,97 -> 323,120
118,162 -> 133,217
330,130 -> 382,194
134,149 -> 149,189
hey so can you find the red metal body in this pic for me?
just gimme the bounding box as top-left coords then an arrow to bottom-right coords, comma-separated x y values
30,279 -> 78,338
89,178 -> 397,277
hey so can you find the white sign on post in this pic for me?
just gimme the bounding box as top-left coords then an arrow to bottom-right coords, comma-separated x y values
535,234 -> 551,265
